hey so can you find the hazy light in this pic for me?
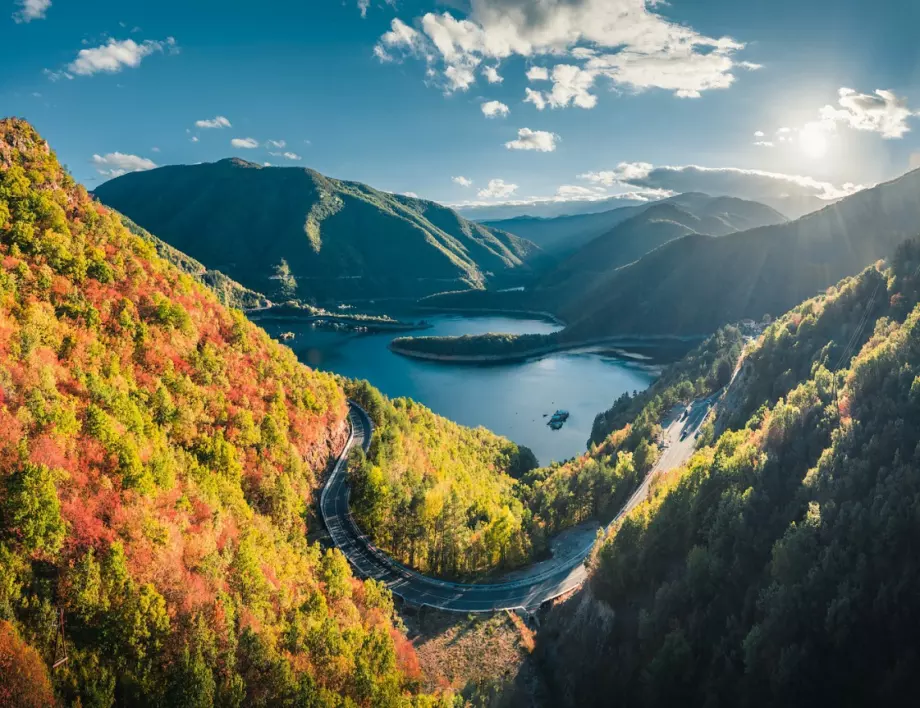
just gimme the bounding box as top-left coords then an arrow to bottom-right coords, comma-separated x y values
799,123 -> 829,159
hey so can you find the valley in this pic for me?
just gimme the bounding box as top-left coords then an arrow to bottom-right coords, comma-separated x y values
259,311 -> 658,464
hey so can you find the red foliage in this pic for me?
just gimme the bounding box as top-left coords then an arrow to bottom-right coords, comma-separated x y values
390,628 -> 422,680
28,434 -> 72,473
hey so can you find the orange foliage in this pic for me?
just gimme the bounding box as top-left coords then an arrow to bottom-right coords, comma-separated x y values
0,621 -> 56,708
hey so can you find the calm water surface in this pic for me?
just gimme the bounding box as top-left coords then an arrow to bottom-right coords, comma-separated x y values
262,314 -> 656,465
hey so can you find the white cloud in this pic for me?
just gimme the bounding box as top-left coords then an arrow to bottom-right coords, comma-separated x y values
754,130 -> 765,137
478,178 -> 518,198
92,152 -> 157,178
65,37 -> 177,77
526,66 -> 549,81
358,0 -> 370,18
505,127 -> 558,152
13,0 -> 50,23
482,100 -> 510,117
754,141 -> 774,147
556,185 -> 599,198
265,139 -> 286,148
190,136 -> 199,143
452,176 -> 474,187
375,18 -> 422,62
578,162 -> 863,203
270,151 -> 303,161
151,146 -> 160,152
195,115 -> 231,129
445,64 -> 476,91
524,88 -> 547,110
375,0 -> 751,100
537,64 -> 597,109
818,88 -> 916,139
231,137 -> 259,149
483,65 -> 503,83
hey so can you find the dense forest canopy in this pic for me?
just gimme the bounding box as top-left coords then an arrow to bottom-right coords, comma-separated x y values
0,118 -> 453,706
529,239 -> 920,706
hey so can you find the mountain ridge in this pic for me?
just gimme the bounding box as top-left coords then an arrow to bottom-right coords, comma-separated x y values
93,159 -> 542,303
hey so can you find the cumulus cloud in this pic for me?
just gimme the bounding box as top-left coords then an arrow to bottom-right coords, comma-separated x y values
452,176 -> 474,187
754,130 -> 765,137
13,0 -> 50,23
578,162 -> 863,212
231,137 -> 259,149
195,115 -> 231,129
374,18 -> 422,62
526,66 -> 549,81
819,88 -> 916,139
482,100 -> 510,117
445,64 -> 476,91
526,64 -> 597,109
92,152 -> 157,178
64,37 -> 177,77
269,151 -> 302,161
478,178 -> 518,198
754,141 -> 774,147
358,0 -> 370,18
374,0 -> 752,100
524,88 -> 547,111
483,65 -> 503,83
505,128 -> 558,152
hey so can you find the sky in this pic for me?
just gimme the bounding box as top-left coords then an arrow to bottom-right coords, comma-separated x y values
3,0 -> 920,216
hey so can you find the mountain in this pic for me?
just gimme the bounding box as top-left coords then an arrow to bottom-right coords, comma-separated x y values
93,159 -> 541,303
482,193 -> 785,258
527,242 -> 920,705
0,118 -> 440,704
546,197 -> 785,286
117,213 -> 270,310
456,194 -> 648,222
561,167 -> 920,339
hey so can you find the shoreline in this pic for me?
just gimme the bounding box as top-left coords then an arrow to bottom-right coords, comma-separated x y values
389,333 -> 704,364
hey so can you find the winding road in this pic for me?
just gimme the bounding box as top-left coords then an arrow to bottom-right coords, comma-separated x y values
320,400 -> 712,612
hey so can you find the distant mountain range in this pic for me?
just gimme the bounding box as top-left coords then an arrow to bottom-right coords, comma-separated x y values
483,192 -> 785,257
456,195 -> 648,222
560,166 -> 920,338
94,159 -> 541,303
423,167 -> 920,342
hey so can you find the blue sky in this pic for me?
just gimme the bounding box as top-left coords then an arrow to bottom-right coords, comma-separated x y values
3,0 -> 920,214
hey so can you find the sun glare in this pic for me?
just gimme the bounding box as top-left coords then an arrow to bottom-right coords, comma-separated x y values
799,123 -> 829,159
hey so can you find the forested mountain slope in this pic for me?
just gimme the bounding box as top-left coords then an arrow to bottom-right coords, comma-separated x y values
562,167 -> 920,338
0,118 -> 454,706
93,159 -> 540,303
530,239 -> 920,706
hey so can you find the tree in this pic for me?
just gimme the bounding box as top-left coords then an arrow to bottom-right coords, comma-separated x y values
2,463 -> 66,557
0,620 -> 56,708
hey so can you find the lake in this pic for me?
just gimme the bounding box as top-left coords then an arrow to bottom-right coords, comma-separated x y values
260,313 -> 657,465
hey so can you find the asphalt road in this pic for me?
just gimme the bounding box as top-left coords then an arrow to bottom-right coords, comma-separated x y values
320,400 -> 710,612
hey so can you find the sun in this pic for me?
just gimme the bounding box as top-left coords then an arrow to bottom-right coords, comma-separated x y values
799,123 -> 829,159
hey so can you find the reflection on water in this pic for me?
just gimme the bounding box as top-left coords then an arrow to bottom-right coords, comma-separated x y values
261,313 -> 656,465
